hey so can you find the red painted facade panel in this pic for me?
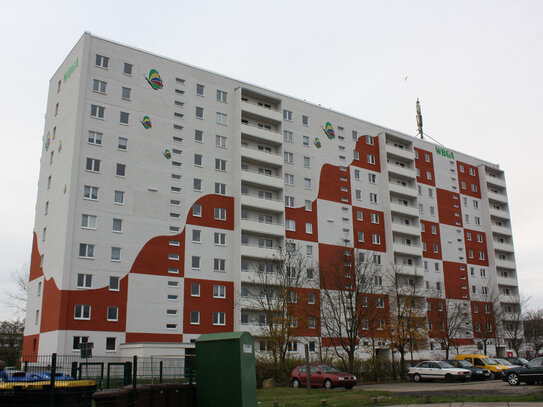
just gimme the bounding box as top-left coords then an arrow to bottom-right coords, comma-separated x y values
130,231 -> 185,277
464,229 -> 489,266
443,261 -> 470,301
186,194 -> 235,230
426,298 -> 447,338
436,189 -> 463,227
351,135 -> 381,173
183,278 -> 234,334
125,333 -> 183,343
291,288 -> 321,337
421,220 -> 442,260
415,147 -> 436,187
352,207 -> 387,253
457,161 -> 481,199
285,200 -> 319,242
470,301 -> 496,339
317,164 -> 351,205
29,233 -> 44,282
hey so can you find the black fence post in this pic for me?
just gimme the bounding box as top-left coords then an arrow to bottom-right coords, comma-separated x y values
124,361 -> 132,385
50,353 -> 57,388
71,361 -> 78,379
159,360 -> 163,383
132,355 -> 138,391
23,361 -> 28,373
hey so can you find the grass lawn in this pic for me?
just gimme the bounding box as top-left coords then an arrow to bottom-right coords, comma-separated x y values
257,387 -> 543,406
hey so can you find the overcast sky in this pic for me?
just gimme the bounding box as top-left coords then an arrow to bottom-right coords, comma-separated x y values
1,0 -> 542,321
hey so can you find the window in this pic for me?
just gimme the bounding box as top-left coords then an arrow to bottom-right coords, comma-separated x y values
306,245 -> 313,256
431,225 -> 437,234
473,200 -> 479,209
191,283 -> 200,297
216,135 -> 227,148
111,247 -> 121,261
195,106 -> 204,119
119,111 -> 129,124
285,196 -> 295,207
372,234 -> 381,245
371,213 -> 380,224
193,178 -> 202,191
107,306 -> 118,321
73,336 -> 89,351
284,174 -> 294,185
369,193 -> 378,204
215,158 -> 227,171
112,218 -> 123,232
90,104 -> 105,119
214,232 -> 226,246
215,182 -> 226,195
283,109 -> 293,120
106,337 -> 116,351
475,216 -> 481,225
283,130 -> 293,142
302,115 -> 309,126
92,79 -> 107,93
109,276 -> 120,291
376,297 -> 385,308
213,285 -> 226,298
357,231 -> 364,242
88,130 -> 102,145
190,311 -> 200,325
216,112 -> 227,125
193,204 -> 202,217
216,89 -> 227,102
213,312 -> 226,326
304,200 -> 312,211
435,263 -> 440,272
286,219 -> 296,231
304,178 -> 311,189
76,273 -> 92,288
356,210 -> 363,221
54,103 -> 59,116
303,136 -> 309,146
195,129 -> 203,142
214,207 -> 227,220
83,185 -> 98,200
95,54 -> 109,68
116,163 -> 126,177
471,184 -> 478,192
114,190 -> 124,204
117,137 -> 128,151
121,87 -> 131,100
429,206 -> 435,215
192,229 -> 201,243
192,256 -> 201,269
74,304 -> 91,320
123,62 -> 133,75
81,214 -> 97,229
367,154 -> 375,164
196,84 -> 205,96
284,151 -> 293,163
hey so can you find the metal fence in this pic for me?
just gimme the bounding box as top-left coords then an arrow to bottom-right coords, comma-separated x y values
1,353 -> 195,390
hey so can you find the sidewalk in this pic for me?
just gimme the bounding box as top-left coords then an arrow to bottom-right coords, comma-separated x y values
384,403 -> 543,406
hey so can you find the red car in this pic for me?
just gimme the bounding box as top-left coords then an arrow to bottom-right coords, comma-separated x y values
290,364 -> 357,389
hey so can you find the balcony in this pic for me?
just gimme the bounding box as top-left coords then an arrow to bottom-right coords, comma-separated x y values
241,145 -> 283,167
392,242 -> 423,257
241,218 -> 285,237
385,144 -> 415,161
490,207 -> 510,220
497,275 -> 519,287
241,100 -> 282,122
387,163 -> 416,179
241,193 -> 284,213
241,168 -> 284,190
393,265 -> 422,276
241,243 -> 277,259
391,222 -> 421,236
390,202 -> 420,218
495,258 -> 516,270
493,241 -> 515,253
389,183 -> 418,198
491,224 -> 512,236
486,175 -> 506,188
488,190 -> 508,204
241,123 -> 282,145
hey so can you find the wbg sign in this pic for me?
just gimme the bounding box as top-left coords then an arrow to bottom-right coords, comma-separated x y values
63,57 -> 79,83
435,147 -> 455,160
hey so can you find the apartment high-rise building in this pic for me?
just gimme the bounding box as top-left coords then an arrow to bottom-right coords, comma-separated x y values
23,33 -> 520,358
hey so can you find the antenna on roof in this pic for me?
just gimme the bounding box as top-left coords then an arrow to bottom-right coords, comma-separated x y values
416,98 -> 423,139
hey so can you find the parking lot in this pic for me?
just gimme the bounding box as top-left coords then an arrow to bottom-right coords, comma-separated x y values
361,379 -> 543,396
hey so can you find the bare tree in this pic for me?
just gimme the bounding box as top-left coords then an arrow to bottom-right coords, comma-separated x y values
0,319 -> 24,366
524,308 -> 543,357
243,241 -> 313,382
429,298 -> 472,359
4,262 -> 29,316
319,248 -> 379,373
384,264 -> 427,378
500,294 -> 529,356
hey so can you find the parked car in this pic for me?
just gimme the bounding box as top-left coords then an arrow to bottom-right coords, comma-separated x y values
503,356 -> 543,385
454,354 -> 509,379
444,359 -> 491,380
290,364 -> 357,389
407,361 -> 471,382
494,358 -> 521,368
505,357 -> 529,367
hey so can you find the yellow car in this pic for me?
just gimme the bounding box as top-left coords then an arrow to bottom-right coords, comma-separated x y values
455,354 -> 509,379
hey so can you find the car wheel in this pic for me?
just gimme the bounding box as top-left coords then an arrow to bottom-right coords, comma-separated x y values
445,374 -> 453,382
507,373 -> 520,386
324,379 -> 333,390
489,372 -> 495,380
292,379 -> 300,388
413,373 -> 421,383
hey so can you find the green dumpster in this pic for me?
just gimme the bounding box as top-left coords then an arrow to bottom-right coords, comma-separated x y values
196,331 -> 256,407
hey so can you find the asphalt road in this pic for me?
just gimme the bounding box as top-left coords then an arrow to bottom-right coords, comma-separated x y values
360,379 -> 543,396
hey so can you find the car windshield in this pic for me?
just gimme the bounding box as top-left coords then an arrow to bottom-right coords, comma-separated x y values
319,365 -> 341,373
517,358 -> 529,365
437,361 -> 454,368
496,358 -> 513,365
528,358 -> 542,367
456,360 -> 473,368
482,358 -> 498,365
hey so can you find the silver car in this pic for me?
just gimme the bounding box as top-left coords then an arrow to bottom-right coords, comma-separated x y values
408,361 -> 471,382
